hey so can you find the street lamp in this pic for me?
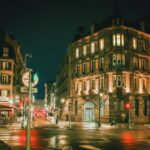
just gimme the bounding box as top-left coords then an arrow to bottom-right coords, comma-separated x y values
98,93 -> 103,127
23,53 -> 32,150
68,97 -> 72,128
22,53 -> 32,129
24,53 -> 32,69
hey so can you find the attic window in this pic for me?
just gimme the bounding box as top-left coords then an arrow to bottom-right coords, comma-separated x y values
75,48 -> 79,58
3,47 -> 9,57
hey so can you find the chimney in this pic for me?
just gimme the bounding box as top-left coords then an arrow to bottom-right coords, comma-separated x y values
140,20 -> 145,32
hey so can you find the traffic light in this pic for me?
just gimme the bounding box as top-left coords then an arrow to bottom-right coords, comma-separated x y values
19,101 -> 23,107
125,103 -> 130,109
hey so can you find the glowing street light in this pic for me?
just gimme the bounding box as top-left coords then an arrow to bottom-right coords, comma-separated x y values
98,93 -> 103,127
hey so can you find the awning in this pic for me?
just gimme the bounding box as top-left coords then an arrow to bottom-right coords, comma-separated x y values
0,102 -> 18,110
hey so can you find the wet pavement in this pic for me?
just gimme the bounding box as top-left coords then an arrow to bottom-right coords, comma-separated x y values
0,121 -> 150,150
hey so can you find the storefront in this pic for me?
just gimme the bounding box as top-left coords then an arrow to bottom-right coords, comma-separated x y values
0,103 -> 18,124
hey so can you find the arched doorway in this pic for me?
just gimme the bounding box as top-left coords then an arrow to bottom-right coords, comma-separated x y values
83,102 -> 94,122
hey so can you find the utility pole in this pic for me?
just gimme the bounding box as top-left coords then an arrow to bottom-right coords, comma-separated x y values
98,95 -> 101,127
69,97 -> 71,128
26,69 -> 32,150
22,53 -> 32,129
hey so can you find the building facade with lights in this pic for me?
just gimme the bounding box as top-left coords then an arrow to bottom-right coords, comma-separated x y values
44,81 -> 57,116
0,31 -> 24,123
55,8 -> 150,124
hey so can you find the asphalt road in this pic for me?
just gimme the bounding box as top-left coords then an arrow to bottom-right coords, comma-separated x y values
0,120 -> 150,150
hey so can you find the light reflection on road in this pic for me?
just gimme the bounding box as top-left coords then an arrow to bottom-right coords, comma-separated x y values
0,126 -> 150,150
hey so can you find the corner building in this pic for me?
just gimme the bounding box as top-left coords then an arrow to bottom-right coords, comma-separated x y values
57,12 -> 150,124
0,31 -> 24,123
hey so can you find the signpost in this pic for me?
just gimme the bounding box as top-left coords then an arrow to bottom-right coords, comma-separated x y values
21,86 -> 38,93
21,70 -> 39,150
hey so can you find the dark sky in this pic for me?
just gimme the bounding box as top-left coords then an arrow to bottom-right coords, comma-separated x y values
0,0 -> 149,98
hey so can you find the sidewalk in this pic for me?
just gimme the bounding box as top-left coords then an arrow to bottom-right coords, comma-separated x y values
1,121 -> 150,130
53,121 -> 150,130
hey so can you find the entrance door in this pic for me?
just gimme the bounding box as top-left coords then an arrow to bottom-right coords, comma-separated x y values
83,102 -> 94,122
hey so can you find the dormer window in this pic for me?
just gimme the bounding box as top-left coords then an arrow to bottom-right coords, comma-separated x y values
91,42 -> 95,54
132,38 -> 137,50
83,45 -> 87,56
99,38 -> 104,50
75,48 -> 79,58
113,34 -> 124,46
3,47 -> 9,57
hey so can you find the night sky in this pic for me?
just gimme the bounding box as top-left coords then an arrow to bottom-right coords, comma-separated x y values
0,0 -> 149,98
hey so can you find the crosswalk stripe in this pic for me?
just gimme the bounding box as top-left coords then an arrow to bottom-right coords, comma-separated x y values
79,145 -> 102,150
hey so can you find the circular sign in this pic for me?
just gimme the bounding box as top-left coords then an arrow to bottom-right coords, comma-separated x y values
22,71 -> 30,87
22,71 -> 39,87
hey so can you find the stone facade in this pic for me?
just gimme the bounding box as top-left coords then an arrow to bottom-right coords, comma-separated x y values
0,31 -> 24,123
56,11 -> 150,124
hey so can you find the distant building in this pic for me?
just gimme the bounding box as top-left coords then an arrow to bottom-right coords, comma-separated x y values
0,31 -> 24,122
44,81 -> 57,116
56,6 -> 150,124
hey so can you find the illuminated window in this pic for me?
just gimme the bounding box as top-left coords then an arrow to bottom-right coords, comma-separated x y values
99,57 -> 104,69
91,42 -> 95,54
133,57 -> 138,69
2,62 -> 9,70
99,38 -> 104,50
83,81 -> 87,90
113,34 -> 124,46
112,54 -> 125,66
1,74 -> 9,84
142,78 -> 146,91
132,38 -> 137,50
1,90 -> 8,97
113,75 -> 122,87
75,48 -> 79,58
100,77 -> 104,90
75,82 -> 78,93
141,40 -> 146,50
113,75 -> 116,87
134,77 -> 138,90
90,60 -> 96,72
117,75 -> 122,87
83,45 -> 87,56
82,63 -> 87,74
3,47 -> 9,57
76,65 -> 80,75
91,80 -> 95,89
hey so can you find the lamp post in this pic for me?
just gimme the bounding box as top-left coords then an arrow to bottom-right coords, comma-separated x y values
26,69 -> 32,150
24,53 -> 32,150
61,98 -> 65,119
68,97 -> 71,128
98,93 -> 103,127
24,53 -> 32,68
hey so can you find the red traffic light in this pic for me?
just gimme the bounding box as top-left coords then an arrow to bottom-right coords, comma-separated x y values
125,103 -> 130,109
19,102 -> 23,107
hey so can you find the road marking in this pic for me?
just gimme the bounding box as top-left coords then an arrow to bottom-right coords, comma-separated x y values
79,145 -> 102,150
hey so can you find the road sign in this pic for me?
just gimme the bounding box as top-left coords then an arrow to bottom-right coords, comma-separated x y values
20,86 -> 38,93
22,71 -> 39,87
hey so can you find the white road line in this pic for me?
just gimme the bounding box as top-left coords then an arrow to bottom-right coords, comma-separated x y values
79,145 -> 102,150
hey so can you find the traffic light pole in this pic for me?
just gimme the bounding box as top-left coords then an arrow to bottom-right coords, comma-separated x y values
69,97 -> 71,128
128,102 -> 131,129
26,69 -> 32,150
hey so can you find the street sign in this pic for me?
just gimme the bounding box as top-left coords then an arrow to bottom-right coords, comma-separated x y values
22,71 -> 39,87
20,86 -> 38,93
